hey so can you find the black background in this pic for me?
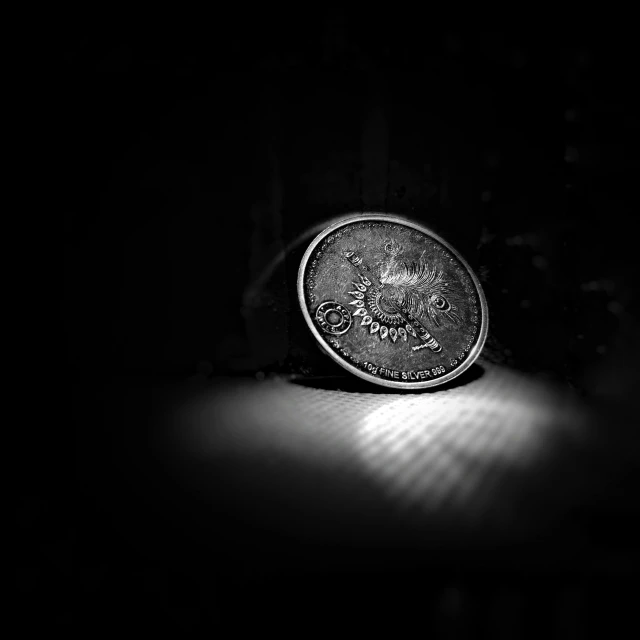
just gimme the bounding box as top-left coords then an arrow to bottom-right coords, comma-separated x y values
39,18 -> 640,632
61,22 -> 638,389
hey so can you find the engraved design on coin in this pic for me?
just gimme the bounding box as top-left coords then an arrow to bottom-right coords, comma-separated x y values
379,239 -> 461,328
345,240 -> 461,352
315,301 -> 352,335
367,287 -> 404,326
298,214 -> 489,389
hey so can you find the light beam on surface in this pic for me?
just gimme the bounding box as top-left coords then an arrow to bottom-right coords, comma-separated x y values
168,361 -> 590,542
357,363 -> 589,529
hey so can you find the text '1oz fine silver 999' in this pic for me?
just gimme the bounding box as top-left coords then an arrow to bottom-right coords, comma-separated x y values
297,214 -> 489,389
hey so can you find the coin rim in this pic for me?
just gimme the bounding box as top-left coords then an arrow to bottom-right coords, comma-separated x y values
297,213 -> 489,389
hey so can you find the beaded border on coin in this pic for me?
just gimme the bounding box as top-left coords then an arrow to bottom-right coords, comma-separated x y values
297,213 -> 489,389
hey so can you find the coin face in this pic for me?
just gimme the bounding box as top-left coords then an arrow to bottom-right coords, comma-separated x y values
297,214 -> 488,388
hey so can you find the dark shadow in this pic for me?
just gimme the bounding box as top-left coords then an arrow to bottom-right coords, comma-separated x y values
288,362 -> 485,394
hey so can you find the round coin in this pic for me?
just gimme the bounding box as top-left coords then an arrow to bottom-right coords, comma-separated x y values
297,213 -> 488,388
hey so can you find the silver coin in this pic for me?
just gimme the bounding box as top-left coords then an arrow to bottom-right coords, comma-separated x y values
297,213 -> 489,388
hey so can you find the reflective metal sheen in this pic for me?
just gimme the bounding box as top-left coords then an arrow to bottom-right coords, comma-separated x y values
298,214 -> 488,388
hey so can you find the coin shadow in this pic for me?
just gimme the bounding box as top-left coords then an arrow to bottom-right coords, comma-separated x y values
289,362 -> 485,394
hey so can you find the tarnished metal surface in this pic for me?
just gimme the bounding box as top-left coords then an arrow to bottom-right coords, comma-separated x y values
298,214 -> 488,388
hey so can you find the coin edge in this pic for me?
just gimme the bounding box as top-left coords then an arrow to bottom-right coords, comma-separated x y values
297,212 -> 489,389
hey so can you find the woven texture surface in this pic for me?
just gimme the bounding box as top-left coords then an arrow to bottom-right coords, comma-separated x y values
172,358 -> 602,555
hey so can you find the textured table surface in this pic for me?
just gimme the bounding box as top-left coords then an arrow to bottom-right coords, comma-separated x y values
73,359 -> 638,573
59,359 -> 640,634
